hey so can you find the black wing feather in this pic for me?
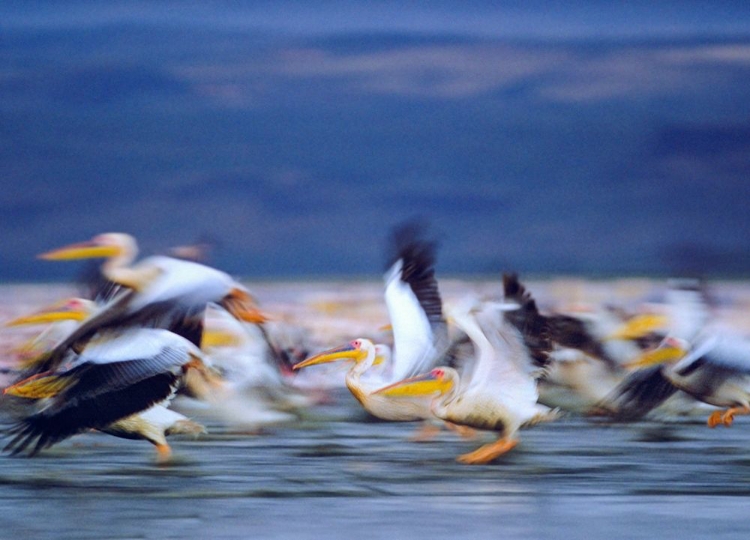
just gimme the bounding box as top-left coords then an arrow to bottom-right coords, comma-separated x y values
4,343 -> 189,456
386,220 -> 445,331
4,372 -> 179,456
545,314 -> 618,368
595,366 -> 679,420
502,273 -> 552,368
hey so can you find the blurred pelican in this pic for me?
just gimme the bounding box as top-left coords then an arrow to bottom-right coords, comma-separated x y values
294,337 -> 430,421
34,233 -> 266,371
622,331 -> 750,427
3,328 -> 213,460
175,304 -> 313,431
292,222 -> 448,423
377,297 -> 556,464
596,279 -> 715,420
499,274 -> 641,414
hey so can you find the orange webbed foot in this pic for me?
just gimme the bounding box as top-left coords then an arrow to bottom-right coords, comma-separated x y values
708,410 -> 724,428
456,437 -> 518,465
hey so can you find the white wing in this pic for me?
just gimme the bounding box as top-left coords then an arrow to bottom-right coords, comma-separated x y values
128,256 -> 237,312
674,331 -> 750,376
384,260 -> 431,380
445,299 -> 542,427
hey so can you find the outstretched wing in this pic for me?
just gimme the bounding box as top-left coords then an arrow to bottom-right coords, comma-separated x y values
502,273 -> 552,369
595,366 -> 679,420
4,329 -> 194,455
384,221 -> 448,381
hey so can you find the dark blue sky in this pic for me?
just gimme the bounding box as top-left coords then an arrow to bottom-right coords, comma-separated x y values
2,2 -> 750,281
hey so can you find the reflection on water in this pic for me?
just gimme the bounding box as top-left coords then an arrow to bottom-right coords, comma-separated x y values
2,390 -> 750,539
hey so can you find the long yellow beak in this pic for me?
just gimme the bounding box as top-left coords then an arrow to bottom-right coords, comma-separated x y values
38,239 -> 122,261
293,344 -> 365,370
625,343 -> 687,369
200,327 -> 243,350
5,300 -> 91,327
606,314 -> 669,341
375,371 -> 452,397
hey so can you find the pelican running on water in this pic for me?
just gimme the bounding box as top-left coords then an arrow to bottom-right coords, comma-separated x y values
596,279 -> 717,420
377,296 -> 557,464
3,328 -> 213,460
617,331 -> 750,427
33,233 -> 266,372
293,222 -> 449,423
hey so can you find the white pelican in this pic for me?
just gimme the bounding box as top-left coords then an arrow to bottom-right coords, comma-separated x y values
292,222 -> 448,422
34,233 -> 266,370
377,297 -> 557,464
595,279 -> 715,420
3,328 -> 213,459
293,338 -> 430,421
174,304 -> 312,431
622,332 -> 750,427
499,274 -> 642,414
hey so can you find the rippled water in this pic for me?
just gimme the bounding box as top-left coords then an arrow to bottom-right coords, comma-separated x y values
3,280 -> 750,539
2,390 -> 750,540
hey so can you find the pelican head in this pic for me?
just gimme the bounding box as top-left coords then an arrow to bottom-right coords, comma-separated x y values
5,298 -> 95,327
38,233 -> 137,261
375,367 -> 454,397
625,337 -> 689,369
292,339 -> 372,370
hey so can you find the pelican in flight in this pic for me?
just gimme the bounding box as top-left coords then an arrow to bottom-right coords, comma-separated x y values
34,233 -> 266,371
292,222 -> 448,423
376,296 -> 556,464
3,328 -> 212,460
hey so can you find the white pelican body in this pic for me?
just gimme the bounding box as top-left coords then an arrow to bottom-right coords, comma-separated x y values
661,332 -> 750,427
293,223 -> 447,423
176,304 -> 311,431
3,328 -> 211,458
35,233 -> 265,371
103,403 -> 206,460
295,338 -> 432,421
538,348 -> 625,413
379,298 -> 556,464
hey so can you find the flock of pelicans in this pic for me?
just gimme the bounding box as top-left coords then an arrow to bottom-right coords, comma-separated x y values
2,225 -> 750,465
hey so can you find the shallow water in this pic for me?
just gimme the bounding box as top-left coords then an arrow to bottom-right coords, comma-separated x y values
2,390 -> 750,540
3,279 -> 750,539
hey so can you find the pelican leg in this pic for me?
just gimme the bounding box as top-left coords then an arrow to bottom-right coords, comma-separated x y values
709,405 -> 750,428
409,421 -> 441,442
155,442 -> 173,464
457,437 -> 518,465
444,422 -> 478,440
